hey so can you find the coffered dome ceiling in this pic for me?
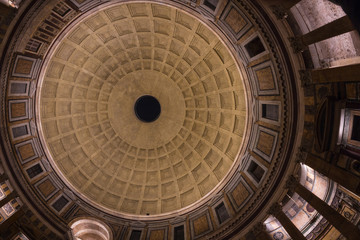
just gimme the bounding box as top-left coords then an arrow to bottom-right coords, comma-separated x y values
1,0 -> 300,238
39,2 -> 246,215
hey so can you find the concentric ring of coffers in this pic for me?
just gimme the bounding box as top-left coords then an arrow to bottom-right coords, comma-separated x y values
3,0 -> 296,238
39,2 -> 247,215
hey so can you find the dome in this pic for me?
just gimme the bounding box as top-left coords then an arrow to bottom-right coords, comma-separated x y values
1,0 -> 360,239
39,2 -> 247,216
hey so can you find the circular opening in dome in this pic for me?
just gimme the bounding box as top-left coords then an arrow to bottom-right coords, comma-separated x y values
134,95 -> 161,122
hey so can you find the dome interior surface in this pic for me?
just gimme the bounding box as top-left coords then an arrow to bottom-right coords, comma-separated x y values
40,2 -> 247,215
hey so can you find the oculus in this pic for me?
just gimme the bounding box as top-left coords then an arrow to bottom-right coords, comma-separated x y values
134,95 -> 161,123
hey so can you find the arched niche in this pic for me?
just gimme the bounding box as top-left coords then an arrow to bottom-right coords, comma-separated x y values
70,218 -> 112,240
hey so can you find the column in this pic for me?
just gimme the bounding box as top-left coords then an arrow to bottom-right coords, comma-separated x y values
301,152 -> 360,194
268,203 -> 307,240
290,16 -> 355,53
302,16 -> 354,46
251,222 -> 272,240
286,176 -> 360,240
310,63 -> 360,83
331,0 -> 360,33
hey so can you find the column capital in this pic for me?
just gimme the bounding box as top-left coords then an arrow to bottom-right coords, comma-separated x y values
299,69 -> 312,87
251,222 -> 266,236
270,5 -> 288,20
285,175 -> 299,191
296,147 -> 308,163
289,37 -> 306,53
0,173 -> 7,183
268,202 -> 283,216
